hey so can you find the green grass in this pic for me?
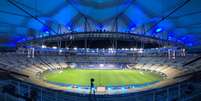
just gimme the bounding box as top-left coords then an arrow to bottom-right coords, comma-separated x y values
42,69 -> 163,86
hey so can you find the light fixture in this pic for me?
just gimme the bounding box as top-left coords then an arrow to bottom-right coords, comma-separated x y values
52,46 -> 57,49
41,45 -> 46,48
155,27 -> 163,33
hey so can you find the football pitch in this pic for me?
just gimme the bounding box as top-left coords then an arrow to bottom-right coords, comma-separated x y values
42,69 -> 163,86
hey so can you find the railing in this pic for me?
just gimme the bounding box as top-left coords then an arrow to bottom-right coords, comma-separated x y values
0,78 -> 200,101
183,55 -> 201,66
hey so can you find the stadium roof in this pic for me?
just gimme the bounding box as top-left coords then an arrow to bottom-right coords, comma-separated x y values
0,0 -> 201,49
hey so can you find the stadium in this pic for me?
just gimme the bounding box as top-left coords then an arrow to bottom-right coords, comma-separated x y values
0,0 -> 201,101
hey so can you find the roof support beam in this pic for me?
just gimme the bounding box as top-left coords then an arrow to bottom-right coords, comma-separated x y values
7,0 -> 57,34
146,0 -> 192,33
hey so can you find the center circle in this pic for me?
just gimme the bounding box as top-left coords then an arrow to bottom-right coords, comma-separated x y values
41,69 -> 163,87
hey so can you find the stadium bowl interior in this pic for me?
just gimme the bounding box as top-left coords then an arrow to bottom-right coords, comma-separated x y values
0,0 -> 201,101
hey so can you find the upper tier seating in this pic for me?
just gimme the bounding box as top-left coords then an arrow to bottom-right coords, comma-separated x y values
0,53 -> 199,80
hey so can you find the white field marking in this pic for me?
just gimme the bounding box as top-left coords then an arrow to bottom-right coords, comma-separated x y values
59,70 -> 63,73
140,71 -> 144,75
